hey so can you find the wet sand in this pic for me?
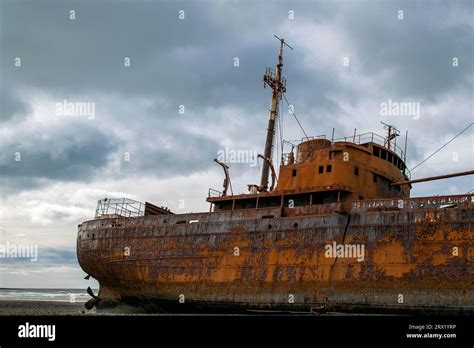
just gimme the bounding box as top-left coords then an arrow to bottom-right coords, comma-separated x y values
0,300 -> 93,316
0,300 -> 374,316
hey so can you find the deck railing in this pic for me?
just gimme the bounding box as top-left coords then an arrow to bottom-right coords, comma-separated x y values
332,132 -> 405,159
282,132 -> 409,178
95,198 -> 145,218
208,188 -> 222,198
352,194 -> 473,212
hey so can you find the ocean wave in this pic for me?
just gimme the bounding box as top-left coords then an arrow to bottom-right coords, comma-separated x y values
0,288 -> 95,302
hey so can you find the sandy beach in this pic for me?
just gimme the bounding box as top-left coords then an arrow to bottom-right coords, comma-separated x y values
0,300 -> 93,316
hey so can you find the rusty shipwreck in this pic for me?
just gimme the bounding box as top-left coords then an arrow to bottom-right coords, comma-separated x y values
77,38 -> 473,314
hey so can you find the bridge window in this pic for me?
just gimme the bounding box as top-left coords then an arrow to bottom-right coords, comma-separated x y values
354,167 -> 359,176
258,196 -> 281,208
318,166 -> 324,174
326,165 -> 332,173
373,174 -> 377,182
292,169 -> 297,177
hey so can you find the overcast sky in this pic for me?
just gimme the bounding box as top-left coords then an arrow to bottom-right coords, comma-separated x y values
0,0 -> 472,288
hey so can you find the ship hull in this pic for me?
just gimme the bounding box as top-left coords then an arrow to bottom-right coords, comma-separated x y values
77,194 -> 474,314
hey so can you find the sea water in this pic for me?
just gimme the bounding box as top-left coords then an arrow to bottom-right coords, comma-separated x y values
0,288 -> 94,302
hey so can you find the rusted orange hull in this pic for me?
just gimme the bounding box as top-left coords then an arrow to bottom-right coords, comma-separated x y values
76,194 -> 473,314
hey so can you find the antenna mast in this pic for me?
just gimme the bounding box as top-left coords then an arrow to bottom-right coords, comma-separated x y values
381,121 -> 400,151
260,36 -> 292,191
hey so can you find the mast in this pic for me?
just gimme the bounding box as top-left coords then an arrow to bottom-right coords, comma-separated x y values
260,36 -> 292,191
381,121 -> 400,152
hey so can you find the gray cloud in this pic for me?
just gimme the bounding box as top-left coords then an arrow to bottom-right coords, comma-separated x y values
0,89 -> 30,124
0,122 -> 119,191
0,0 -> 472,196
342,2 -> 473,100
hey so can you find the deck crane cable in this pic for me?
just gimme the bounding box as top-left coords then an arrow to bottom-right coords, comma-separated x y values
409,122 -> 473,173
282,93 -> 308,139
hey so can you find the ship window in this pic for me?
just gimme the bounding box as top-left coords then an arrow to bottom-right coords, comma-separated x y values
354,167 -> 359,176
373,174 -> 377,183
388,153 -> 393,163
292,169 -> 297,177
326,165 -> 332,173
318,166 -> 324,174
373,147 -> 380,157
